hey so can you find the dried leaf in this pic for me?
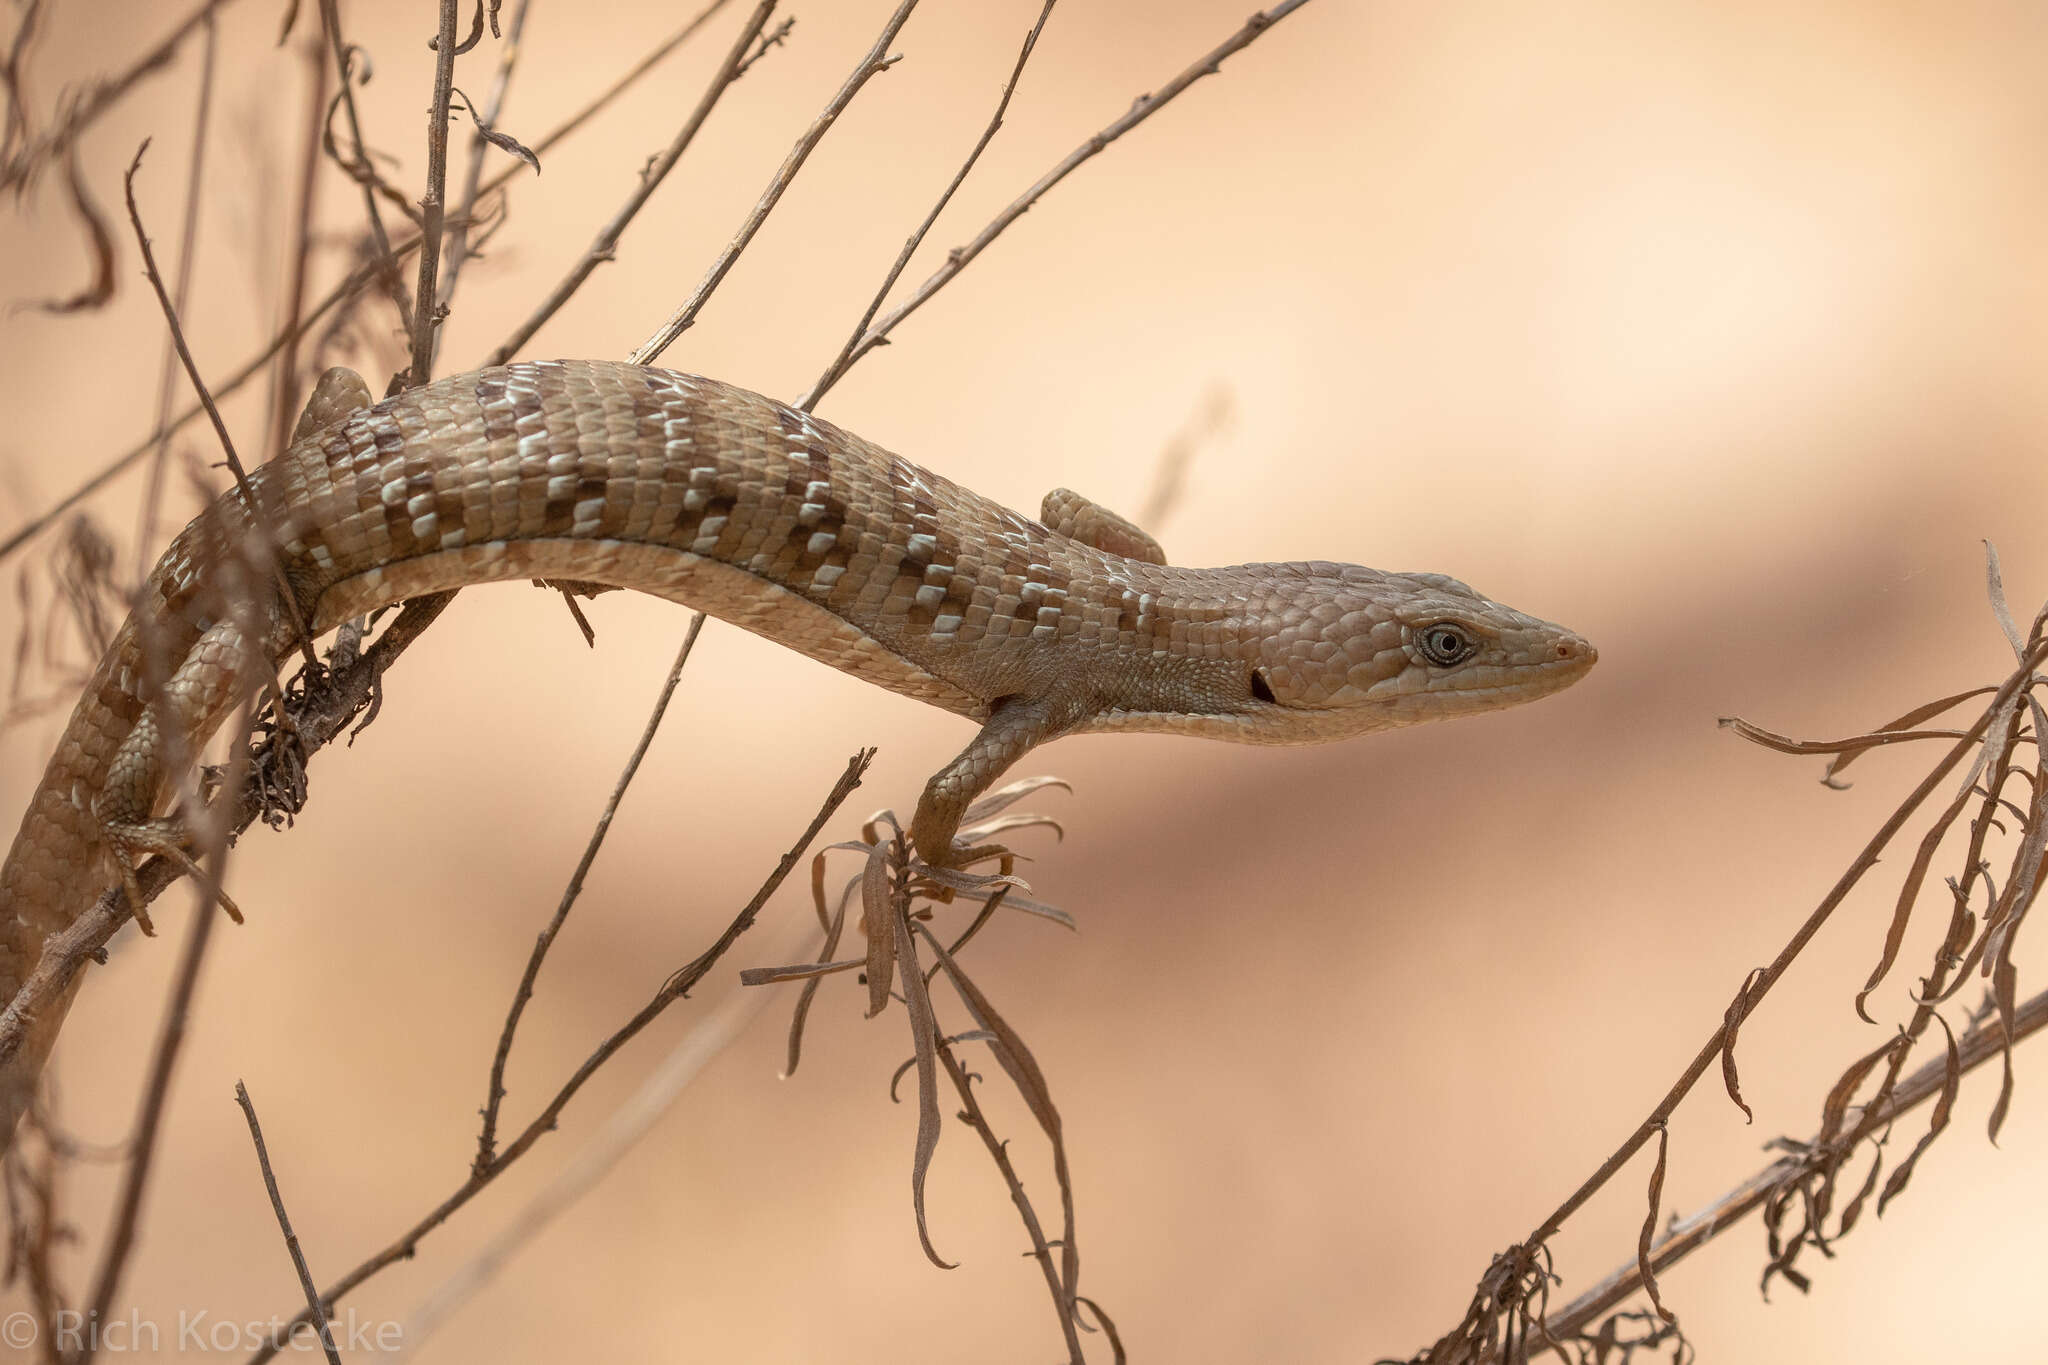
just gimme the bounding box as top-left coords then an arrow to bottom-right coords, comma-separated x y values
1857,783 -> 1975,1021
1832,1139 -> 1886,1238
956,812 -> 1065,845
1817,1035 -> 1906,1147
1877,1012 -> 1960,1214
451,86 -> 540,173
1637,1124 -> 1677,1325
892,893 -> 954,1269
24,141 -> 115,313
1717,715 -> 1969,762
1823,688 -> 1998,781
1074,1296 -> 1126,1365
1987,953 -> 2017,1143
961,774 -> 1071,824
860,840 -> 894,1018
1985,541 -> 2023,658
1721,968 -> 1766,1122
739,956 -> 863,987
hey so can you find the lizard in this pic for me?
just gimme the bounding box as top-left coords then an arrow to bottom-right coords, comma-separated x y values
0,359 -> 1596,1149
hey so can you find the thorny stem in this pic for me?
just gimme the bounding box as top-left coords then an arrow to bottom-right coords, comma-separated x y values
406,0 -> 462,389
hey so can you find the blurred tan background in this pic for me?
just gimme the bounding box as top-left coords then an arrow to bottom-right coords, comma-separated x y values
3,1 -> 2047,1360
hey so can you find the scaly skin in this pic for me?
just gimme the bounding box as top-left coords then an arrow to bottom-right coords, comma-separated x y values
0,359 -> 1595,1146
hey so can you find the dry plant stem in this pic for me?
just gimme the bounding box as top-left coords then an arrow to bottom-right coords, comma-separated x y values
1524,984 -> 2048,1359
433,0 -> 534,351
71,695 -> 257,1365
1521,643 -> 2046,1254
407,0 -> 462,389
123,144 -> 319,672
263,28 -> 332,462
318,0 -> 414,336
473,613 -> 708,1174
402,902 -> 814,1353
0,0 -> 243,192
0,594 -> 456,1076
799,0 -> 1057,411
934,1034 -> 1083,1363
241,750 -> 873,1365
795,0 -> 1313,402
0,1 -> 743,565
915,921 -> 1084,1357
232,1083 -> 342,1365
132,14 -> 217,582
628,0 -> 923,365
483,0 -> 779,367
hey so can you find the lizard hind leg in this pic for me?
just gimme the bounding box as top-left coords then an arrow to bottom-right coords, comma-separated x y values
291,366 -> 374,444
1038,488 -> 1169,565
94,614 -> 264,932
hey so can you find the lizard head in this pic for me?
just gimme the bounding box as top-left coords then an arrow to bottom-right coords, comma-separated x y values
1227,563 -> 1596,743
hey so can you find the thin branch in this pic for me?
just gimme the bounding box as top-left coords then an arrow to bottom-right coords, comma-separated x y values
123,141 -> 318,670
627,0 -> 923,366
0,4 -> 741,568
474,614 -> 707,1174
1521,641 -> 2048,1256
0,0 -> 244,193
242,750 -> 873,1364
484,0 -> 779,367
1526,984 -> 2048,1358
132,11 -> 218,581
403,900 -> 813,1352
433,0 -> 535,353
406,0 -> 463,388
799,0 -> 1056,411
317,0 -> 414,334
233,1082 -> 342,1365
262,24 -> 332,463
794,0 -> 1314,405
0,595 -> 458,1078
72,692 -> 259,1365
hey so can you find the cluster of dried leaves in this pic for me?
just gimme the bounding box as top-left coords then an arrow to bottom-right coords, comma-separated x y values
1399,549 -> 2048,1365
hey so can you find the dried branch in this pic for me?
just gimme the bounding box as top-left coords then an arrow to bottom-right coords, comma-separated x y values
1526,984 -> 2048,1357
242,750 -> 873,1364
628,0 -> 923,365
132,10 -> 218,576
794,0 -> 1314,406
0,0 -> 243,194
232,1082 -> 341,1365
474,615 -> 707,1174
0,1 -> 748,568
318,0 -> 414,336
123,141 -> 317,670
484,0 -> 780,366
799,0 -> 1057,411
433,0 -> 535,348
406,0 -> 463,387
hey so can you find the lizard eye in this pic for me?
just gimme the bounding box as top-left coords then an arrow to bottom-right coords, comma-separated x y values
1416,623 -> 1477,667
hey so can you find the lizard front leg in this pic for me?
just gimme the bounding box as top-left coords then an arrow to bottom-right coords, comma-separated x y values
912,692 -> 1091,866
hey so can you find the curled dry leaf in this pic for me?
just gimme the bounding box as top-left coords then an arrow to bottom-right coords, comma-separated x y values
24,141 -> 115,314
1721,968 -> 1766,1122
1636,1124 -> 1677,1326
1876,1011 -> 1960,1214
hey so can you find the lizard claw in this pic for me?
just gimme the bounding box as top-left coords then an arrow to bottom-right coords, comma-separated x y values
100,815 -> 245,930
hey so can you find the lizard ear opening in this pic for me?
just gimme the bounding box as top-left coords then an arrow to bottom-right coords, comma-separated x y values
1249,668 -> 1277,704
